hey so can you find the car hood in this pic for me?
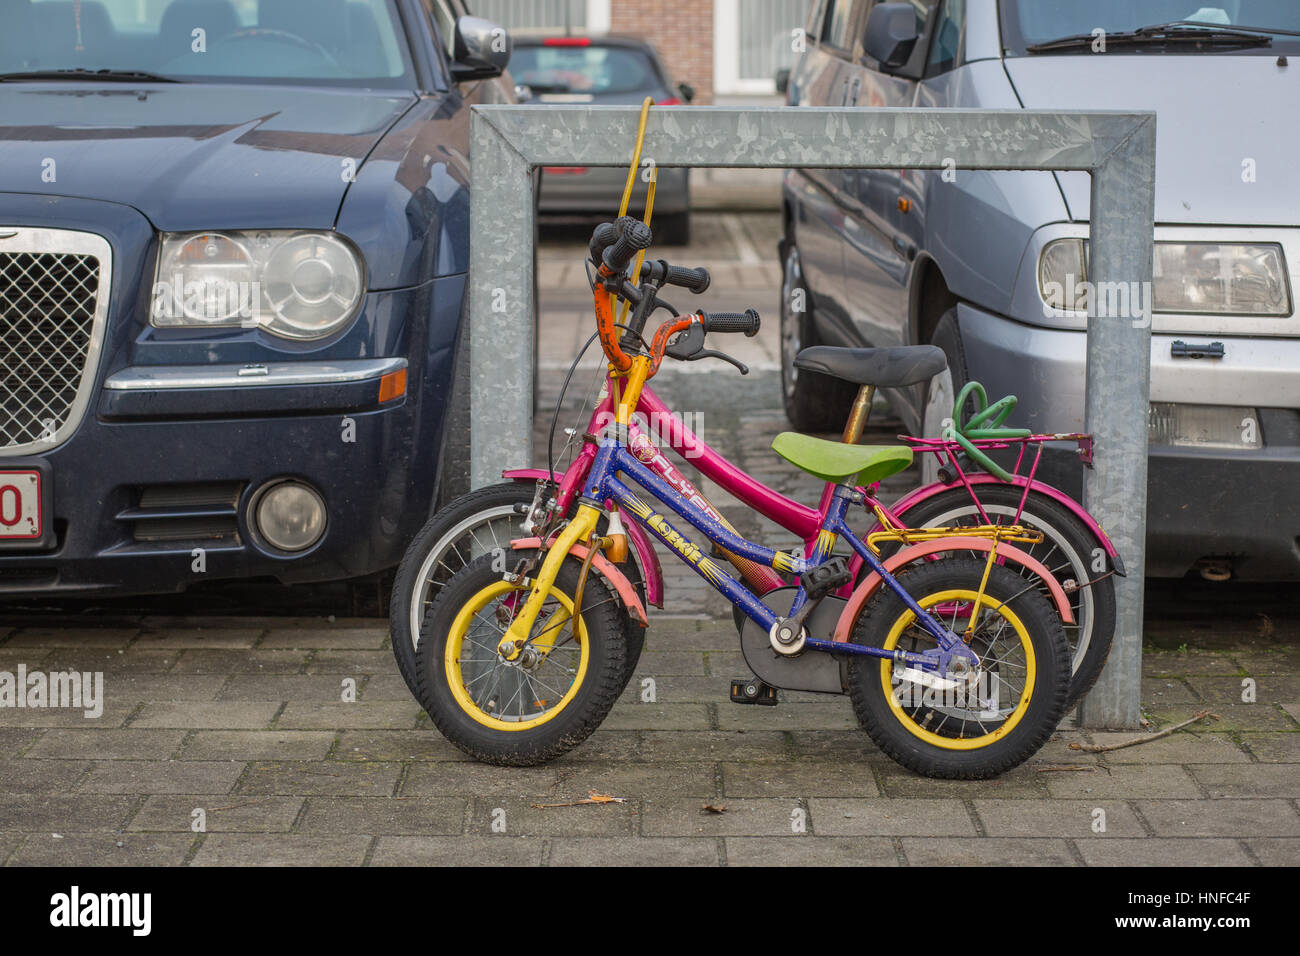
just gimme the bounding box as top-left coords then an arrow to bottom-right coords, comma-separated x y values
0,84 -> 417,230
1004,55 -> 1297,225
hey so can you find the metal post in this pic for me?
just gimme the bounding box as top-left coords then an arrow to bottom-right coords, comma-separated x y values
1077,119 -> 1157,729
466,105 -> 1156,725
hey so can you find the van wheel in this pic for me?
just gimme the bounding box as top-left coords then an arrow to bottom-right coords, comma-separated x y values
657,212 -> 691,245
780,244 -> 856,432
921,308 -> 969,484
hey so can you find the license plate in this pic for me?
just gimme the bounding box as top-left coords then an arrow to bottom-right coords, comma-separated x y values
0,469 -> 46,544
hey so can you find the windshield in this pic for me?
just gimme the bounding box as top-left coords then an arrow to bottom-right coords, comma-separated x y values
1001,0 -> 1300,54
0,0 -> 416,86
510,44 -> 662,95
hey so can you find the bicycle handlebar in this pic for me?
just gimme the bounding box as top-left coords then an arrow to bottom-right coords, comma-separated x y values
602,217 -> 653,274
701,309 -> 761,336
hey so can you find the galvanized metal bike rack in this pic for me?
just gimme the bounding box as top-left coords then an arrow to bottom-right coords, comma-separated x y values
467,105 -> 1156,728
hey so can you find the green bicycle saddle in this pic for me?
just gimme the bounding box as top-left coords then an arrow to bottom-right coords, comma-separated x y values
771,432 -> 913,486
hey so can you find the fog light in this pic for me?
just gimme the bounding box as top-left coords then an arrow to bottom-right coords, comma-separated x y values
254,481 -> 326,552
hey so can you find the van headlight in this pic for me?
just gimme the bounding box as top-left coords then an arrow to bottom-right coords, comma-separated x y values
152,231 -> 365,340
1152,242 -> 1290,315
1038,238 -> 1291,316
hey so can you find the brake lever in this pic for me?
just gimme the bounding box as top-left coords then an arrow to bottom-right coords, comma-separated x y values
695,349 -> 749,375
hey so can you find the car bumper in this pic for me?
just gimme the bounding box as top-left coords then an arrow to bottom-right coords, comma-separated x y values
957,302 -> 1300,580
538,166 -> 690,215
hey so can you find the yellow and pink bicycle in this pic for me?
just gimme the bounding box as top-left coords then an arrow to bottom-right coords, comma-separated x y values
397,216 -> 1118,778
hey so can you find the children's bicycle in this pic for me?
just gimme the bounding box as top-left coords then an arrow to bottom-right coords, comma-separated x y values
389,271 -> 1121,714
407,218 -> 1075,779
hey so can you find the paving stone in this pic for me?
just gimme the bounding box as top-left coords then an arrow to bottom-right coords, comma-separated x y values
1136,799 -> 1300,837
715,701 -> 857,731
1075,838 -> 1254,867
550,837 -> 720,866
880,765 -> 1048,799
546,731 -> 642,762
171,648 -> 308,674
218,675 -> 355,702
788,730 -> 882,762
404,761 -> 714,800
357,671 -> 419,700
1141,677 -> 1202,709
629,650 -> 708,676
259,628 -> 388,650
305,650 -> 393,674
725,836 -> 896,866
4,628 -> 138,648
370,836 -> 545,866
133,701 -> 280,730
8,832 -> 194,866
0,728 -> 41,758
0,793 -> 137,831
0,703 -> 133,728
974,799 -> 1143,838
617,675 -> 730,703
642,797 -> 806,837
1244,837 -> 1300,866
639,730 -> 788,762
602,702 -> 711,730
902,837 -> 1077,866
1239,732 -> 1300,762
95,674 -> 229,702
0,648 -> 51,667
1044,765 -> 1202,799
79,760 -> 244,795
0,759 -> 89,793
332,730 -> 472,762
1085,731 -> 1250,764
1187,674 -> 1300,705
128,795 -> 304,833
1186,764 -> 1300,799
41,648 -> 180,674
0,832 -> 25,864
1143,650 -> 1243,677
191,834 -> 371,866
180,731 -> 336,762
722,761 -> 878,798
275,701 -> 420,730
468,797 -> 634,837
135,628 -> 263,649
237,761 -> 403,797
298,796 -> 466,835
808,798 -> 977,837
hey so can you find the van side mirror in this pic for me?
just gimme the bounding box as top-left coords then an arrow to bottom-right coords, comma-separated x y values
863,2 -> 918,72
451,16 -> 511,80
775,68 -> 790,94
677,82 -> 696,103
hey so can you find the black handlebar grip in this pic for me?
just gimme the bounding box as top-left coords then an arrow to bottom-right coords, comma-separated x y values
664,264 -> 711,294
701,308 -> 761,337
588,221 -> 619,266
602,217 -> 653,274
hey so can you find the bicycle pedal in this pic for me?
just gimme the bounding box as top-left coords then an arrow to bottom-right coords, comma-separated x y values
730,678 -> 778,706
799,556 -> 852,601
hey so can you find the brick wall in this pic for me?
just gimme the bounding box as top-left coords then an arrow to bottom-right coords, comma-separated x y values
610,0 -> 715,104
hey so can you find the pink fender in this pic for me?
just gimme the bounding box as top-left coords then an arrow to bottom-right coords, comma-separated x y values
832,537 -> 1075,644
887,474 -> 1122,562
511,537 -> 649,627
503,468 -> 664,607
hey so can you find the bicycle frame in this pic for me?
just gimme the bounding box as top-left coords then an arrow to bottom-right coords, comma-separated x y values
526,433 -> 999,672
508,372 -> 1118,608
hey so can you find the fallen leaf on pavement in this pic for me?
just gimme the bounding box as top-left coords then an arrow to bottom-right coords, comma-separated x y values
701,803 -> 727,814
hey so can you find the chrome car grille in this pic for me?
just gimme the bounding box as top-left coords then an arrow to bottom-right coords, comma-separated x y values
0,228 -> 111,455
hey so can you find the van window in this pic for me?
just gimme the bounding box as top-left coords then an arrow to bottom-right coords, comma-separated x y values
928,0 -> 965,71
821,0 -> 857,50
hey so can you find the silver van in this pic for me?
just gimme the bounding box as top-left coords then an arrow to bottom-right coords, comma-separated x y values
780,0 -> 1300,580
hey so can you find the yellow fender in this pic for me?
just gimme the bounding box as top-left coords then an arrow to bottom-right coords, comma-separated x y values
511,537 -> 649,627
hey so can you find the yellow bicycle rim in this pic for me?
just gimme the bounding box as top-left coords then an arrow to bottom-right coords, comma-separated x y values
878,589 -> 1036,751
445,580 -> 589,732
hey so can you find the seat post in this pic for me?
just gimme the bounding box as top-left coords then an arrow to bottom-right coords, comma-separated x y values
840,384 -> 875,445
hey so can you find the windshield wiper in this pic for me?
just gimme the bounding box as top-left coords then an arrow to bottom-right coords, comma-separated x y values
0,68 -> 181,83
1027,23 -> 1271,53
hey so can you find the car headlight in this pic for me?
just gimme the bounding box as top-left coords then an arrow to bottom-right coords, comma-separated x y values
152,231 -> 365,340
1038,238 -> 1291,316
1152,242 -> 1290,316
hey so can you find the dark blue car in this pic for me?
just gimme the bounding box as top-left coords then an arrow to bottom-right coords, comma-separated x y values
0,0 -> 515,595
